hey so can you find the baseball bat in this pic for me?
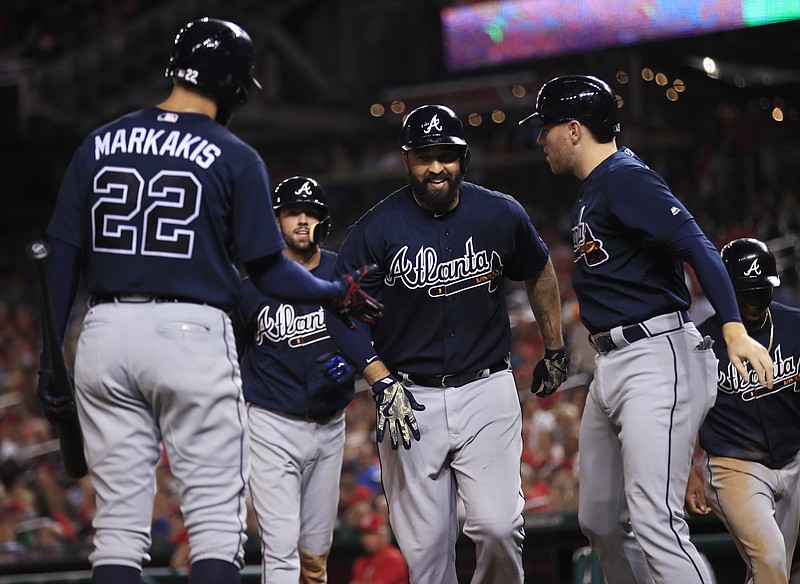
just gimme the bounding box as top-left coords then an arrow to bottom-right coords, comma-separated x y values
26,240 -> 88,479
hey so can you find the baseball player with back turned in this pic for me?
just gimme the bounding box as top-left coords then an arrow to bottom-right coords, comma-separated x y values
35,18 -> 381,584
520,75 -> 773,583
232,175 -> 356,584
685,238 -> 800,584
328,104 -> 568,584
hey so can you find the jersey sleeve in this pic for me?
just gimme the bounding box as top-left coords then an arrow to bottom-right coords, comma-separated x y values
47,148 -> 87,248
607,167 -> 693,247
231,159 -> 284,263
505,199 -> 549,281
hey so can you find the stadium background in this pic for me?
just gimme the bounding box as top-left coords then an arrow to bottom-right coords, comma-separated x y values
1,1 -> 799,582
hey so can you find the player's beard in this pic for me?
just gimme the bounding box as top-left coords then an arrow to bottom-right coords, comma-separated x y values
408,170 -> 464,213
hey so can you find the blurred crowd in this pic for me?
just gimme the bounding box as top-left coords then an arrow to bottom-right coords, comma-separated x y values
2,0 -> 800,578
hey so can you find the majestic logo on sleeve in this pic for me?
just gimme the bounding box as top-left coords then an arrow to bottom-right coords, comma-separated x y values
422,115 -> 443,134
573,206 -> 608,266
255,304 -> 329,348
385,237 -> 503,297
743,259 -> 761,277
718,344 -> 800,401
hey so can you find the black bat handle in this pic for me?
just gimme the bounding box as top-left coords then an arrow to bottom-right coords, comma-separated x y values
27,240 -> 89,479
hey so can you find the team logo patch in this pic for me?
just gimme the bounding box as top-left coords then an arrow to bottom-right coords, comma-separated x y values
294,180 -> 315,198
422,114 -> 443,135
743,259 -> 761,277
385,237 -> 503,297
572,206 -> 608,267
255,304 -> 329,348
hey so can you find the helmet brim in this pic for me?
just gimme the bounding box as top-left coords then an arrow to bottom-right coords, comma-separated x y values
401,136 -> 468,151
518,112 -> 546,127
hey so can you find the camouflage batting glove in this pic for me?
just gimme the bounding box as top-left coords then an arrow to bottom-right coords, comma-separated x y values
531,347 -> 569,398
371,376 -> 425,450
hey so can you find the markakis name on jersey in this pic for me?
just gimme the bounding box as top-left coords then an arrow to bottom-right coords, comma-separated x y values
718,344 -> 800,401
386,237 -> 503,298
94,127 -> 221,169
255,304 -> 329,348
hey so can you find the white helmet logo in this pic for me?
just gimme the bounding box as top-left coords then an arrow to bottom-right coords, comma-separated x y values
423,115 -> 443,135
743,259 -> 761,277
294,181 -> 314,198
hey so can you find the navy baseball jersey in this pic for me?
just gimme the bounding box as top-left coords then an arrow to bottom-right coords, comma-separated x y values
699,302 -> 800,468
333,182 -> 549,377
47,107 -> 284,309
234,249 -> 354,419
572,148 -> 708,333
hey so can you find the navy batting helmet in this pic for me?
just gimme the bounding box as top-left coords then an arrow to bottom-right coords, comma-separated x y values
273,176 -> 331,244
720,238 -> 780,290
165,18 -> 261,124
401,105 -> 471,170
519,75 -> 620,142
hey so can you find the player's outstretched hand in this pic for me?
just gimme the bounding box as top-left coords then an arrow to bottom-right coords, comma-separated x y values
684,467 -> 710,516
329,265 -> 383,329
531,347 -> 569,397
316,353 -> 354,384
371,376 -> 425,450
36,369 -> 76,425
723,322 -> 773,388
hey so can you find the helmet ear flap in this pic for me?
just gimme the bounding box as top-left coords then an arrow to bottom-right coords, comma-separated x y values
461,145 -> 471,172
311,216 -> 332,245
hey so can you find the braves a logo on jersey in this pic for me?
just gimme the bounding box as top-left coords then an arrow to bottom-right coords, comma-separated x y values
255,304 -> 329,348
385,237 -> 503,297
572,205 -> 608,266
718,344 -> 800,401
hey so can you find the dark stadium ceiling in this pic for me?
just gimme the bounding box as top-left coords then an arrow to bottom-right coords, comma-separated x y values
14,0 -> 800,148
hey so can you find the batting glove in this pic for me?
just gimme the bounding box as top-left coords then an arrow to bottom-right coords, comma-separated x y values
36,369 -> 76,425
372,376 -> 425,450
329,265 -> 383,330
316,353 -> 355,384
531,347 -> 569,398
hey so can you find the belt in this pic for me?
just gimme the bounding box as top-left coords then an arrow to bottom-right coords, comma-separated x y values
273,409 -> 343,425
398,362 -> 509,388
89,294 -> 225,311
589,311 -> 691,355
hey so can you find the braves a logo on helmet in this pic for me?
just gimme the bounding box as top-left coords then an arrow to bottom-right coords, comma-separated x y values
743,259 -> 762,277
718,344 -> 799,400
385,237 -> 503,297
572,206 -> 608,266
422,115 -> 443,135
255,304 -> 329,348
294,180 -> 315,198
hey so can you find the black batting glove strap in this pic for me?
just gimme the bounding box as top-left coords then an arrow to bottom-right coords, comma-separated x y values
531,347 -> 569,398
315,352 -> 355,384
328,265 -> 383,330
371,376 -> 425,450
36,369 -> 77,425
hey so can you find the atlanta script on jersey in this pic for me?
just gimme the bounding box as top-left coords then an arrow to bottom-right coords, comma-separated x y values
233,250 -> 354,419
333,182 -> 549,377
699,302 -> 800,468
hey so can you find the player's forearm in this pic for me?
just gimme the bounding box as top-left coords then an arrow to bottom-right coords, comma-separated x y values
246,252 -> 338,305
363,360 -> 391,385
525,258 -> 565,350
39,237 -> 81,370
